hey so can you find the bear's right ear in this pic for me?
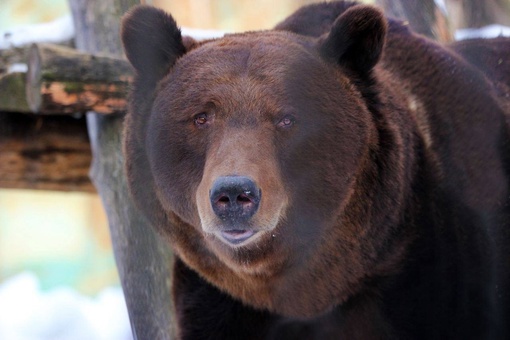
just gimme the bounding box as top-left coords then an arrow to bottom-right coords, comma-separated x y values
317,5 -> 387,75
121,5 -> 186,81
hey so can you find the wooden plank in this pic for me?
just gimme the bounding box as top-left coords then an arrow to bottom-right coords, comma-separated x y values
0,72 -> 30,113
26,43 -> 133,115
0,112 -> 93,192
0,47 -> 29,72
0,44 -> 133,115
68,0 -> 176,339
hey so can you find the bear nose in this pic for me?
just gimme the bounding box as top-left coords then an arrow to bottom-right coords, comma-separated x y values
210,176 -> 261,223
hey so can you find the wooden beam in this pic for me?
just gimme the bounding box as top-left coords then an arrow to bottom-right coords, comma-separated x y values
0,46 -> 29,72
68,0 -> 176,339
0,72 -> 30,113
0,47 -> 30,113
26,43 -> 133,115
0,112 -> 93,192
0,44 -> 133,115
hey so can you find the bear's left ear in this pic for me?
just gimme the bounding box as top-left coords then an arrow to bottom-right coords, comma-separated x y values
121,5 -> 186,82
318,5 -> 387,75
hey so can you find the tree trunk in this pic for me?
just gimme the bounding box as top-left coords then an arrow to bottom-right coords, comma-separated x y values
68,1 -> 176,339
376,0 -> 454,42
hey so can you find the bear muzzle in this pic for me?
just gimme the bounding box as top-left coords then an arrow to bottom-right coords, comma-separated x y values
209,176 -> 261,245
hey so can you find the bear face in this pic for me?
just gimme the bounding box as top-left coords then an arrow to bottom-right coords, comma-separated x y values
148,32 -> 373,255
122,4 -> 412,318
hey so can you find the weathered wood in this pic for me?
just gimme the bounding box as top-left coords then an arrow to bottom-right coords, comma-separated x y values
26,43 -> 132,115
376,0 -> 453,42
68,0 -> 176,339
0,112 -> 93,192
0,47 -> 29,74
0,47 -> 30,113
0,72 -> 30,112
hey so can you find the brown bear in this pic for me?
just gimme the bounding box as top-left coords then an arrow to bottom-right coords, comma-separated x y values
275,1 -> 510,96
121,1 -> 510,339
449,37 -> 510,88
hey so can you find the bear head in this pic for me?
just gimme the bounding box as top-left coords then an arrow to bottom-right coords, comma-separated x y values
121,4 -> 409,318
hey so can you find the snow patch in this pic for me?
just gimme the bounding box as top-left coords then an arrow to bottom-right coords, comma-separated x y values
433,0 -> 448,16
0,16 -> 74,49
7,63 -> 28,73
0,15 -> 224,50
455,24 -> 510,40
181,27 -> 225,40
0,272 -> 132,340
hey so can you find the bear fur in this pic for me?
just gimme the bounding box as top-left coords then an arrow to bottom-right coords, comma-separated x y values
275,1 -> 510,89
449,37 -> 510,88
121,2 -> 510,339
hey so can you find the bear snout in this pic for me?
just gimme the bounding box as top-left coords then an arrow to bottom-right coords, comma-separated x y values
210,176 -> 261,220
209,176 -> 261,244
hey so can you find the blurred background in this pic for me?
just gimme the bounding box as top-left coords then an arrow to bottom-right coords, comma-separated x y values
0,0 -> 375,33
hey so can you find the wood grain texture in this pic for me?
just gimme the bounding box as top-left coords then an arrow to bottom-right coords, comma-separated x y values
0,112 -> 93,192
0,72 -> 30,113
26,43 -> 133,115
68,0 -> 176,339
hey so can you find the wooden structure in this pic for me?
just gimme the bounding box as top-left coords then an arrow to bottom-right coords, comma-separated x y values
69,0 -> 176,339
0,0 -> 508,338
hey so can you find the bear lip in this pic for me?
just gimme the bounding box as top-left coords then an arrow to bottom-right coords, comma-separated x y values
220,229 -> 257,245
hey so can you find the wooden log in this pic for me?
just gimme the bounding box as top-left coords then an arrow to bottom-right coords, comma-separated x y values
26,43 -> 133,115
68,0 -> 176,339
0,47 -> 30,113
0,112 -> 93,192
376,0 -> 454,42
0,47 -> 30,73
0,72 -> 30,113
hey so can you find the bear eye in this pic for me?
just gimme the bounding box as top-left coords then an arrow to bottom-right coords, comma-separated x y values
194,113 -> 209,127
277,115 -> 295,129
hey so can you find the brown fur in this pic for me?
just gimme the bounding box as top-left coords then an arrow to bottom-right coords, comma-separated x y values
449,37 -> 510,88
122,2 -> 510,339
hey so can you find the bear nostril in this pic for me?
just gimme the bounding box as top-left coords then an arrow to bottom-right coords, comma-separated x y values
210,176 -> 261,222
237,194 -> 252,204
218,195 -> 230,204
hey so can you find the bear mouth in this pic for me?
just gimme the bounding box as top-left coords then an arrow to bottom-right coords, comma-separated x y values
220,229 -> 257,245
